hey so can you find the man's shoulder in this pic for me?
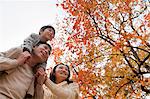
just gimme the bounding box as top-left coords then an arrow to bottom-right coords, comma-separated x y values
10,46 -> 23,52
5,46 -> 23,58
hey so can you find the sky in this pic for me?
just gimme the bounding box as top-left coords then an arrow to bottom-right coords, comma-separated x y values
0,0 -> 150,98
0,0 -> 64,52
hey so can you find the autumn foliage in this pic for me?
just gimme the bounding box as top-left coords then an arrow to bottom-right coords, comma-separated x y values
51,0 -> 150,98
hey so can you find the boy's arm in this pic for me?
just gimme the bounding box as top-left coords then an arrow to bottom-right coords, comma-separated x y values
22,33 -> 40,53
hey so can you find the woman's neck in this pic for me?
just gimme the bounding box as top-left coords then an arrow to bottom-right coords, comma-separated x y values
55,78 -> 64,84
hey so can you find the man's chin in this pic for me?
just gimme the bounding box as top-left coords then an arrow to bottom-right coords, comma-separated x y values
38,58 -> 46,63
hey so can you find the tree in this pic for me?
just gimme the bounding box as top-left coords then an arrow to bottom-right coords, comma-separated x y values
52,0 -> 150,98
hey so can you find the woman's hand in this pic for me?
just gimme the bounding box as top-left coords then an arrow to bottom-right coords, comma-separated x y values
36,67 -> 47,85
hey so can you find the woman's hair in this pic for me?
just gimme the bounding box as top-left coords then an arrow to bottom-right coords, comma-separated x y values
49,63 -> 73,84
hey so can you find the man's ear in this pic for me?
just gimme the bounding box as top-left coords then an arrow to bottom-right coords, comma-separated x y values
32,47 -> 35,51
39,29 -> 43,35
32,46 -> 37,54
33,45 -> 38,49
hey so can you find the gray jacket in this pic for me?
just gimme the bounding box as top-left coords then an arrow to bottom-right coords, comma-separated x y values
22,33 -> 40,53
22,33 -> 47,70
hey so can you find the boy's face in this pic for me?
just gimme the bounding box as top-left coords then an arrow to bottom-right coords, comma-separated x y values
41,28 -> 55,41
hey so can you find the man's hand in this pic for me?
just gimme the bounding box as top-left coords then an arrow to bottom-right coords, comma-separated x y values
16,51 -> 31,65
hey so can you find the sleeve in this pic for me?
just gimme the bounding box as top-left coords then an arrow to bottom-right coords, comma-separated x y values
22,33 -> 40,53
24,77 -> 37,99
36,62 -> 47,70
0,57 -> 19,71
0,46 -> 22,58
31,76 -> 44,99
0,47 -> 22,71
45,79 -> 80,99
39,62 -> 47,70
33,84 -> 44,99
43,85 -> 52,99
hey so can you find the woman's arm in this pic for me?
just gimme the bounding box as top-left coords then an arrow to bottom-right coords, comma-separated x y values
45,79 -> 79,99
33,84 -> 44,99
33,67 -> 46,99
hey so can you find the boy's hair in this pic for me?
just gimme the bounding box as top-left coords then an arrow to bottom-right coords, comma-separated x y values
39,25 -> 55,35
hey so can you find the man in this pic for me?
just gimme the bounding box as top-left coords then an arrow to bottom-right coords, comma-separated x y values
0,43 -> 52,99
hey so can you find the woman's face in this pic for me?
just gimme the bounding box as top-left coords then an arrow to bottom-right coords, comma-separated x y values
55,64 -> 69,83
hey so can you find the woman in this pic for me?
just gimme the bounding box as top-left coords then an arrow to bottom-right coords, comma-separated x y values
34,63 -> 80,99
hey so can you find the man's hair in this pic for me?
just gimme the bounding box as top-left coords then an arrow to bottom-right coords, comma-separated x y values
39,25 -> 55,35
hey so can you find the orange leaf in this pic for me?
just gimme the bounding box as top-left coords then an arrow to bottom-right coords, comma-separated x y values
144,13 -> 150,20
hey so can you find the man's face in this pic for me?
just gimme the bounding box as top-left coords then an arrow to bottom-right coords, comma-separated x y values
33,44 -> 51,63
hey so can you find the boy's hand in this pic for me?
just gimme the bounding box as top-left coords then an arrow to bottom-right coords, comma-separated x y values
16,51 -> 31,65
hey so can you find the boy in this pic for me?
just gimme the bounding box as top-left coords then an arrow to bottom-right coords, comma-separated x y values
22,25 -> 55,70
